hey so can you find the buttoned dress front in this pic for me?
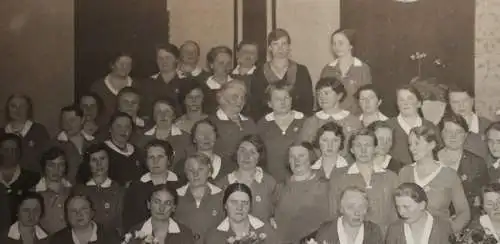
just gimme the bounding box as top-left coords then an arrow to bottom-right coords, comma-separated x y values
35,178 -> 72,234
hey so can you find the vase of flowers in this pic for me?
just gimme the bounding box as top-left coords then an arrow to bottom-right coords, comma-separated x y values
450,227 -> 497,244
226,231 -> 267,244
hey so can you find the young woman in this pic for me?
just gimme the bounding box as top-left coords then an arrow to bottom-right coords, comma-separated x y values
312,122 -> 349,180
174,80 -> 208,134
202,46 -> 235,114
232,41 -> 259,117
177,40 -> 209,82
367,121 -> 404,173
116,87 -> 147,132
487,122 -> 500,181
79,92 -> 104,137
356,84 -> 388,127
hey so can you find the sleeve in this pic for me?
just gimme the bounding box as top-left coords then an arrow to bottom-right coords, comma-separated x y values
450,173 -> 471,233
122,183 -> 140,231
294,66 -> 314,117
115,187 -> 125,235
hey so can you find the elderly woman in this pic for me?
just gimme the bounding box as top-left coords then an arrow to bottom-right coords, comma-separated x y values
367,121 -> 403,173
122,184 -> 195,244
356,84 -> 388,127
201,46 -> 234,114
474,183 -> 500,242
386,183 -> 452,244
177,40 -> 209,82
123,140 -> 180,231
0,192 -> 49,244
204,183 -> 278,244
78,92 -> 104,137
251,28 -> 313,120
73,143 -> 124,235
274,142 -> 330,243
215,135 -> 276,223
312,122 -> 349,180
487,122 -> 500,181
314,186 -> 383,244
321,29 -> 372,116
1,94 -> 50,173
257,83 -> 305,182
210,79 -> 257,176
329,128 -> 399,232
35,147 -> 72,234
49,194 -> 120,244
174,80 -> 209,134
399,124 -> 470,233
437,113 -> 489,220
174,153 -> 224,244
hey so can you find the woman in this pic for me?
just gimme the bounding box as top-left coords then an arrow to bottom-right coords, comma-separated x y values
116,87 -> 147,132
314,186 -> 383,244
312,122 -> 349,180
174,80 -> 209,134
104,112 -> 145,186
251,28 -> 314,120
232,41 -> 259,117
215,135 -> 276,223
274,142 -> 330,243
386,183 -> 452,244
474,183 -> 500,241
321,29 -> 371,116
50,194 -> 120,244
398,125 -> 470,233
122,140 -> 180,231
204,183 -> 278,244
73,143 -> 124,235
174,153 -> 224,244
486,122 -> 500,181
1,94 -> 50,173
177,40 -> 209,82
437,113 -> 489,220
329,128 -> 399,232
257,83 -> 305,182
79,92 -> 104,137
355,84 -> 388,127
387,84 -> 438,165
202,46 -> 234,114
122,184 -> 195,244
0,192 -> 49,244
35,147 -> 72,234
366,121 -> 403,173
299,77 -> 362,156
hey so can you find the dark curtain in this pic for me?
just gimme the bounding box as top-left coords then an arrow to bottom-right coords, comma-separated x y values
242,0 -> 268,66
340,0 -> 475,116
75,0 -> 169,99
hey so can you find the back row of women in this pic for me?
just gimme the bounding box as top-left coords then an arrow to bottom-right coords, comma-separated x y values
1,27 -> 500,243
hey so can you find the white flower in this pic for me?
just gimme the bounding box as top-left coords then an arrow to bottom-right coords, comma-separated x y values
258,233 -> 267,240
227,236 -> 236,244
124,233 -> 133,242
135,230 -> 146,239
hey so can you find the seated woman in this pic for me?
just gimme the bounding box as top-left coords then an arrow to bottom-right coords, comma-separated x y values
78,92 -> 104,136
1,94 -> 49,173
202,46 -> 234,114
473,182 -> 500,242
355,84 -> 388,127
367,121 -> 404,173
204,183 -> 278,244
215,135 -> 276,223
122,184 -> 195,244
35,147 -> 72,234
257,83 -> 305,182
174,80 -> 209,134
399,124 -> 470,233
329,128 -> 399,232
437,113 -> 489,219
312,122 -> 349,180
73,143 -> 124,235
0,192 -> 49,244
486,122 -> 500,180
314,186 -> 383,244
386,183 -> 452,244
177,40 -> 209,82
274,142 -> 330,243
122,140 -> 180,231
174,153 -> 224,244
50,194 -> 120,244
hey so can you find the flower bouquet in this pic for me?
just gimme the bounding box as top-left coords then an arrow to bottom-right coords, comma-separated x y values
450,227 -> 497,244
226,231 -> 267,244
122,231 -> 160,244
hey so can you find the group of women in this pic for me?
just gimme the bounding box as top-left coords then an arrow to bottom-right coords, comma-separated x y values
1,27 -> 500,244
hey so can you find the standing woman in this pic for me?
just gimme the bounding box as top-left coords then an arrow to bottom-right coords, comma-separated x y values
177,40 -> 209,83
251,28 -> 314,120
78,92 -> 104,137
486,122 -> 500,181
202,46 -> 234,114
356,84 -> 388,127
174,80 -> 209,134
257,83 -> 305,182
321,29 -> 372,116
366,121 -> 404,173
311,122 -> 349,180
399,124 -> 470,233
1,94 -> 50,173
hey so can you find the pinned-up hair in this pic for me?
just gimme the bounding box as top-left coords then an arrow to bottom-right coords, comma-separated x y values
394,182 -> 428,208
315,77 -> 347,103
267,28 -> 291,46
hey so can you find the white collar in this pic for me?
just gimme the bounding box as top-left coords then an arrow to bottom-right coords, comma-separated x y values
216,109 -> 248,121
311,156 -> 348,170
216,215 -> 264,232
5,120 -> 33,137
86,178 -> 113,188
232,65 -> 257,75
379,155 -> 392,169
104,75 -> 133,95
328,57 -> 363,67
211,154 -> 222,179
397,114 -> 422,135
469,113 -> 480,134
315,110 -> 350,121
139,218 -> 181,235
57,130 -> 95,142
34,177 -> 72,192
176,182 -> 222,196
140,171 -> 178,183
264,111 -> 304,121
71,222 -> 98,244
412,163 -> 443,188
144,125 -> 183,136
7,222 -> 48,240
0,166 -> 21,187
480,215 -> 500,241
493,159 -> 500,169
205,76 -> 233,90
177,66 -> 203,79
347,163 -> 386,175
104,140 -> 135,157
404,212 -> 434,244
359,112 -> 389,122
337,216 -> 364,244
228,167 -> 264,184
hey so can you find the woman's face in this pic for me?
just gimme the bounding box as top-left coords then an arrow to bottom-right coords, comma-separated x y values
111,56 -> 132,77
351,135 -> 376,164
180,43 -> 199,65
397,89 -> 421,117
374,127 -> 393,156
118,93 -> 140,118
61,111 -> 83,137
8,96 -> 29,122
409,133 -> 435,162
0,139 -> 20,168
185,158 -> 211,187
483,192 -> 500,221
289,146 -> 312,176
449,91 -> 474,117
359,90 -> 380,115
153,102 -> 175,127
317,87 -> 341,110
225,191 -> 251,223
269,36 -> 290,59
184,88 -> 204,113
149,190 -> 176,221
194,123 -> 216,151
146,146 -> 169,175
441,121 -> 467,151
331,32 -> 352,58
44,156 -> 66,182
156,49 -> 177,73
319,131 -> 342,157
268,89 -> 292,115
237,44 -> 258,68
395,196 -> 426,224
18,199 -> 42,227
67,197 -> 93,229
487,129 -> 500,158
236,141 -> 260,171
211,52 -> 232,76
218,85 -> 246,115
89,150 -> 109,178
80,96 -> 98,121
110,117 -> 132,145
340,190 -> 368,227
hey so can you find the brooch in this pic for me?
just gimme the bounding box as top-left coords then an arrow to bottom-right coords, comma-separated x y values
104,202 -> 110,209
28,141 -> 35,147
293,127 -> 299,132
255,195 -> 262,202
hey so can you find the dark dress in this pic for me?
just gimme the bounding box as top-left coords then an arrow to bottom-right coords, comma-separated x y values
50,224 -> 120,244
385,215 -> 452,244
0,185 -> 9,232
140,73 -> 185,118
103,140 -> 146,186
315,218 -> 383,244
231,65 -> 257,117
123,218 -> 195,244
0,223 -> 49,244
